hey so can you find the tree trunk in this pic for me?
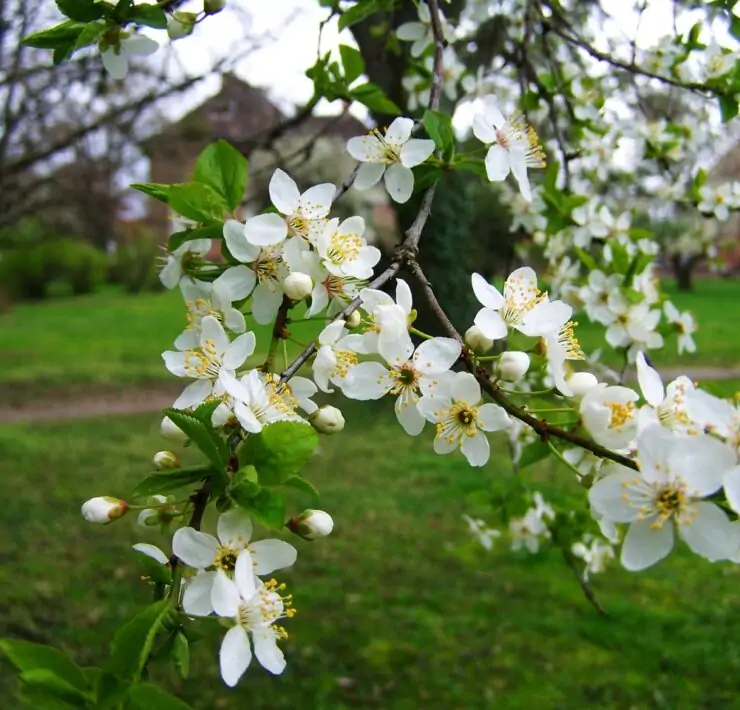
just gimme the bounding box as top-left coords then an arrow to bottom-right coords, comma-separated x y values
671,254 -> 694,292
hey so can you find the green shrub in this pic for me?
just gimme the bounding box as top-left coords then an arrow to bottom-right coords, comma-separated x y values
109,233 -> 164,293
54,239 -> 107,295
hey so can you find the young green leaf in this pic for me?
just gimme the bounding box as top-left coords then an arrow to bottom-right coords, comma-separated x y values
130,182 -> 174,203
338,0 -> 379,30
350,83 -> 401,115
126,682 -> 194,709
518,441 -> 551,469
22,20 -> 86,49
163,408 -> 229,473
0,640 -> 87,691
242,487 -> 286,529
166,183 -> 228,223
18,669 -> 89,704
130,3 -> 168,29
132,465 -> 211,498
106,600 -> 173,681
56,0 -> 104,22
193,140 -> 248,211
240,421 -> 318,486
283,474 -> 320,506
422,109 -> 453,152
171,632 -> 190,679
167,223 -> 224,252
339,44 -> 365,84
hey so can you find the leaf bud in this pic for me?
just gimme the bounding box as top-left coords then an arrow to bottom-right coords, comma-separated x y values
283,272 -> 313,301
81,496 -> 128,524
152,451 -> 180,470
203,0 -> 226,14
465,325 -> 493,353
309,405 -> 345,434
287,509 -> 334,540
497,351 -> 530,382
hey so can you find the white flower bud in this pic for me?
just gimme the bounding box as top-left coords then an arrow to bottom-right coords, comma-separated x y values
160,416 -> 188,443
167,11 -> 197,39
346,310 -> 362,328
152,451 -> 179,470
81,496 -> 128,524
283,272 -> 313,301
288,509 -> 334,540
203,0 -> 226,14
465,325 -> 493,353
567,372 -> 599,400
309,405 -> 345,434
497,351 -> 530,381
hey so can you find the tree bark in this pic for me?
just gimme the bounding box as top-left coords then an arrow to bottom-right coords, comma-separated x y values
671,254 -> 694,292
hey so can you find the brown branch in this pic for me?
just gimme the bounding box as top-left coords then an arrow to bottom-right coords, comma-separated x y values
559,546 -> 609,617
426,0 -> 447,112
263,296 -> 292,372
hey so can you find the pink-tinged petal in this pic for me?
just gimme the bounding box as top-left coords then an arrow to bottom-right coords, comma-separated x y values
223,331 -> 256,370
252,629 -> 286,675
223,220 -> 260,263
471,273 -> 504,309
383,163 -> 414,204
472,114 -> 497,144
461,433 -> 490,467
413,337 -> 461,374
400,139 -> 435,168
172,527 -> 218,568
481,96 -> 506,129
679,502 -> 736,561
354,162 -> 386,189
450,372 -> 481,405
484,144 -> 511,182
385,116 -> 414,145
299,183 -> 335,219
620,518 -> 674,571
182,571 -> 217,616
217,508 -> 253,548
269,169 -> 300,215
250,539 -> 297,575
476,403 -> 511,432
342,361 -> 392,400
220,625 -> 252,687
244,213 -> 287,247
474,308 -> 507,340
347,134 -> 384,162
395,395 -> 425,435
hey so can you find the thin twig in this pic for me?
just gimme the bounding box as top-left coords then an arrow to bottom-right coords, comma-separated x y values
426,0 -> 447,112
560,546 -> 609,617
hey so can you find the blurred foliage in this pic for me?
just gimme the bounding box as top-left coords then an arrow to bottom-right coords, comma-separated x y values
108,233 -> 165,294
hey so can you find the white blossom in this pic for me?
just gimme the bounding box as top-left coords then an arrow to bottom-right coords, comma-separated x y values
580,384 -> 639,449
159,239 -> 212,289
664,301 -> 697,354
312,320 -> 362,393
100,34 -> 158,80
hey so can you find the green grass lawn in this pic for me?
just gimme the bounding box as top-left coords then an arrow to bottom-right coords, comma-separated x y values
2,397 -> 740,709
576,277 -> 740,370
0,288 -> 321,399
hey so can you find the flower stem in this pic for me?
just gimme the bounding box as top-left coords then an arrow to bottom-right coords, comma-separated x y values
410,326 -> 433,339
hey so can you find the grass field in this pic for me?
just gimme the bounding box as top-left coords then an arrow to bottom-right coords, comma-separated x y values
0,278 -> 738,400
2,397 -> 740,709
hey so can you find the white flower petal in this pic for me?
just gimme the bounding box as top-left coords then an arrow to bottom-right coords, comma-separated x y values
212,569 -> 242,618
396,279 -> 413,314
172,528 -> 218,569
395,395 -> 425,435
472,114 -> 497,144
476,403 -> 511,432
482,97 -> 507,129
252,284 -> 283,325
252,629 -> 286,675
224,220 -> 260,264
220,625 -> 252,688
214,265 -> 254,301
635,352 -> 664,407
250,539 -> 297,575
413,337 -> 461,373
509,149 -> 532,201
724,467 -> 740,515
385,117 -> 414,145
269,169 -> 301,214
182,571 -> 217,616
434,434 -> 458,454
173,379 -> 213,409
484,144 -> 511,182
200,315 -> 229,355
299,184 -> 335,219
670,434 -> 735,496
162,350 -> 187,377
217,508 -> 253,548
235,549 -> 256,598
347,135 -> 383,162
244,213 -> 288,247
354,162 -> 386,189
342,361 -> 392,400
588,472 -> 641,523
620,518 -> 674,571
450,372 -> 481,405
234,401 -> 263,433
383,163 -> 414,204
471,273 -> 505,309
133,543 -> 168,565
396,22 -> 425,41
223,331 -> 256,370
122,34 -> 159,57
679,502 -> 735,561
461,433 -> 490,467
474,309 -> 508,340
400,138 -> 435,168
101,49 -> 128,80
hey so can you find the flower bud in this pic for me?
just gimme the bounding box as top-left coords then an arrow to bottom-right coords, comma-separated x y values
160,416 -> 188,443
309,405 -> 345,434
137,495 -> 176,528
288,509 -> 334,540
81,496 -> 128,524
167,11 -> 197,39
497,351 -> 530,381
567,372 -> 599,400
465,325 -> 493,353
203,0 -> 226,14
152,451 -> 179,470
346,310 -> 361,328
283,272 -> 313,301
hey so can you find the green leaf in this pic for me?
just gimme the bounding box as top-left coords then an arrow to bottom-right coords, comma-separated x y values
130,3 -> 167,28
573,246 -> 598,272
422,109 -> 453,152
18,669 -> 89,704
338,0 -> 379,30
74,20 -> 106,49
167,223 -> 223,252
193,140 -> 248,211
518,441 -> 550,469
0,640 -> 87,691
339,44 -> 365,84
455,158 -> 487,179
131,182 -> 173,203
22,20 -> 85,49
164,408 -> 229,473
240,487 -> 286,529
240,421 -> 318,486
106,601 -> 173,681
134,553 -> 171,585
719,93 -> 739,123
171,632 -> 190,679
283,474 -> 320,506
167,183 -> 228,222
412,164 -> 443,191
126,682 -> 193,709
56,0 -> 104,21
133,465 -> 211,498
349,83 -> 401,115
